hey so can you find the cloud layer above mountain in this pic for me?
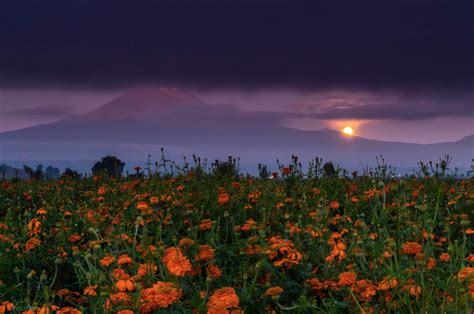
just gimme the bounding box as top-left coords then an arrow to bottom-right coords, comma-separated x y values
0,0 -> 472,90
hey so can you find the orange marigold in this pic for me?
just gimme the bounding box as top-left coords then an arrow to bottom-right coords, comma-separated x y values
117,254 -> 133,265
200,219 -> 213,231
100,255 -> 116,267
377,276 -> 398,291
195,245 -> 215,262
265,286 -> 283,296
107,292 -> 132,309
83,285 -> 98,297
140,281 -> 182,313
426,257 -> 436,270
329,200 -> 340,209
207,264 -> 222,279
207,287 -> 240,314
241,219 -> 257,232
0,301 -> 14,312
25,237 -> 41,251
56,307 -> 82,314
217,193 -> 230,206
135,263 -> 157,280
439,253 -> 450,262
401,242 -> 422,255
116,278 -> 135,292
338,272 -> 357,286
162,247 -> 192,277
36,208 -> 47,215
179,237 -> 195,246
458,267 -> 474,281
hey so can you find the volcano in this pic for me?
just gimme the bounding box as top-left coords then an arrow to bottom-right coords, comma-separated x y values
0,86 -> 472,168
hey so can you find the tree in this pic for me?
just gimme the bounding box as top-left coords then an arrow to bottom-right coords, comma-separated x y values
62,167 -> 81,179
33,164 -> 44,180
23,165 -> 34,179
45,166 -> 61,179
92,156 -> 125,177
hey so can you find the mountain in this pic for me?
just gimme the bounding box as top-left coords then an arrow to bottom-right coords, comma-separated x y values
0,87 -> 472,168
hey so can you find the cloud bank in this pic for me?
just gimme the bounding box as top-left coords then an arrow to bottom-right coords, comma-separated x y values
0,0 -> 472,91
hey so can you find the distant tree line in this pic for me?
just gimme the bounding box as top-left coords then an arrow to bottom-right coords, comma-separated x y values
2,154 -> 471,181
0,163 -> 79,180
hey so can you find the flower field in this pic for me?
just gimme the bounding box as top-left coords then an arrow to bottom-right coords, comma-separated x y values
0,167 -> 473,313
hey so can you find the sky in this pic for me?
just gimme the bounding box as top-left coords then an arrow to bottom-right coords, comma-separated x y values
0,0 -> 473,144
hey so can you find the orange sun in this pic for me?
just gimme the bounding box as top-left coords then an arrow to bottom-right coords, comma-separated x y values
342,126 -> 354,136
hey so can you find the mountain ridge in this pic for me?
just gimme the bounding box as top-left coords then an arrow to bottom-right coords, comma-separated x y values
0,87 -> 472,166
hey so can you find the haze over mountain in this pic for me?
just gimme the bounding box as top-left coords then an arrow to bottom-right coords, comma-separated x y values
0,87 -> 472,170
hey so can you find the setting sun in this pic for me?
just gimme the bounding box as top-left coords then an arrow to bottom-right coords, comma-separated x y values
342,126 -> 354,136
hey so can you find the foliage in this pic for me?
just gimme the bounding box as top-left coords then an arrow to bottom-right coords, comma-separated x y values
0,159 -> 472,313
91,156 -> 125,177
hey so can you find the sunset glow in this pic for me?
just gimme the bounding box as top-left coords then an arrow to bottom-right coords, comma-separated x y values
342,126 -> 354,136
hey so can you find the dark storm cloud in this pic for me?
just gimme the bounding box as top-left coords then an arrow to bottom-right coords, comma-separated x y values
0,0 -> 472,90
303,102 -> 474,120
294,92 -> 474,120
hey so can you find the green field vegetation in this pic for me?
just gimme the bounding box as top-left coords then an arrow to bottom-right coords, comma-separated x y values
0,157 -> 472,313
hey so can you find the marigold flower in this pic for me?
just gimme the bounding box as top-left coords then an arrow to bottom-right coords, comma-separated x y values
117,310 -> 134,314
195,245 -> 215,261
25,237 -> 41,251
107,292 -> 132,309
408,285 -> 422,297
116,278 -> 135,292
265,286 -> 283,296
162,247 -> 192,277
26,304 -> 59,314
425,257 -> 436,270
207,264 -> 222,279
68,234 -> 81,243
241,219 -> 257,232
207,287 -> 240,314
338,272 -> 357,286
117,254 -> 133,265
100,255 -> 115,267
27,219 -> 41,236
218,193 -> 230,206
140,281 -> 182,313
457,267 -> 474,281
56,307 -> 82,314
401,242 -> 422,255
83,285 -> 98,297
135,263 -> 157,280
266,236 -> 302,268
329,200 -> 340,209
200,219 -> 213,231
402,279 -> 422,298
137,202 -> 151,214
377,276 -> 398,291
179,237 -> 195,246
36,208 -> 47,215
0,301 -> 14,312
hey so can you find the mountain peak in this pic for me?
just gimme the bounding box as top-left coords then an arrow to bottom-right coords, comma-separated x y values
86,86 -> 206,118
114,86 -> 204,107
